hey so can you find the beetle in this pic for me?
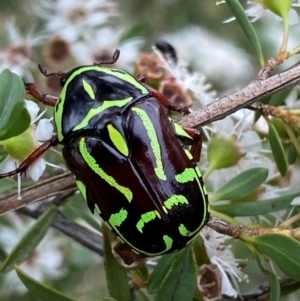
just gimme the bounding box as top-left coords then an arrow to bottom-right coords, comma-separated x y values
0,50 -> 209,257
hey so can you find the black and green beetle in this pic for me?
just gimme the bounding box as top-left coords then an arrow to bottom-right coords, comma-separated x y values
0,50 -> 209,257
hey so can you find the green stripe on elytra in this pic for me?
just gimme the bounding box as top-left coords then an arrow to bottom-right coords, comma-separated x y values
79,137 -> 133,202
107,124 -> 129,156
176,167 -> 206,198
164,195 -> 188,210
132,107 -> 166,180
82,79 -> 95,99
109,212 -> 173,256
179,224 -> 192,236
109,208 -> 128,227
55,65 -> 148,141
136,210 -> 161,233
175,167 -> 198,183
175,166 -> 209,229
73,97 -> 133,132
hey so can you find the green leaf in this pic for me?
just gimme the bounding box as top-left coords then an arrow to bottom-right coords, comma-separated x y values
148,253 -> 178,294
0,205 -> 58,274
102,223 -> 131,301
252,248 -> 280,301
268,120 -> 288,177
247,234 -> 300,280
155,248 -> 197,301
0,177 -> 19,194
225,0 -> 264,66
212,168 -> 268,201
287,143 -> 297,165
211,192 -> 300,216
0,69 -> 31,140
99,297 -> 118,301
0,150 -> 8,163
0,245 -> 7,262
15,265 -> 78,301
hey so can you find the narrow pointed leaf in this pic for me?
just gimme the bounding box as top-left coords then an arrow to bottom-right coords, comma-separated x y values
268,121 -> 288,177
212,168 -> 268,201
102,223 -> 131,301
0,205 -> 58,274
148,253 -> 178,294
0,69 -> 31,140
15,265 -> 77,301
211,192 -> 300,216
100,297 -> 118,301
155,248 -> 197,301
248,234 -> 300,280
252,249 -> 280,301
0,150 -> 8,163
225,0 -> 264,66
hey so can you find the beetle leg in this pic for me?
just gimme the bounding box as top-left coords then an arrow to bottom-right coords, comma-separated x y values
25,83 -> 58,106
38,64 -> 65,78
135,74 -> 148,83
135,76 -> 190,115
150,87 -> 190,114
182,126 -> 202,162
0,135 -> 59,179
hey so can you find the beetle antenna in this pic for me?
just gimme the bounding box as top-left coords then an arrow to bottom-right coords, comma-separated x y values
93,49 -> 120,66
38,64 -> 65,78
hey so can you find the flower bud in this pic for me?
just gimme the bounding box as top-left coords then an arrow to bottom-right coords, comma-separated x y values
261,0 -> 292,18
207,136 -> 242,171
1,125 -> 38,161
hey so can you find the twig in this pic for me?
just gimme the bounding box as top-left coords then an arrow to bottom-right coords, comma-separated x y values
0,173 -> 76,214
178,61 -> 300,128
18,199 -> 103,256
207,217 -> 295,239
249,102 -> 299,125
222,276 -> 300,301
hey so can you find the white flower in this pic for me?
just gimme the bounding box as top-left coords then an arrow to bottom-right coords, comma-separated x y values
203,110 -> 275,191
0,212 -> 65,296
36,0 -> 118,42
162,27 -> 255,90
154,45 -> 216,106
71,27 -> 143,70
0,100 -> 54,183
200,227 -> 248,297
0,21 -> 47,81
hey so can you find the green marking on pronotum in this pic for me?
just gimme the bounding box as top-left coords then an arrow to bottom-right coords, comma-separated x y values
82,79 -> 95,99
55,65 -> 148,141
132,107 -> 167,180
178,224 -> 191,236
107,124 -> 129,156
73,97 -> 133,132
104,69 -> 148,94
76,180 -> 87,201
109,208 -> 128,227
164,194 -> 189,210
79,137 -> 133,202
136,210 -> 160,233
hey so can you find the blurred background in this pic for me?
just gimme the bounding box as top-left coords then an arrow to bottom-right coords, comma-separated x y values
0,0 -> 299,300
